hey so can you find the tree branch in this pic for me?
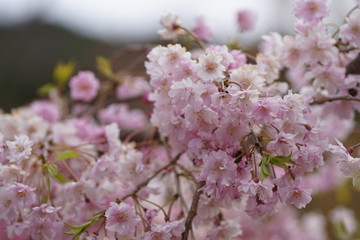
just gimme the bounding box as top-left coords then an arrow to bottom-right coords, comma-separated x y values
117,151 -> 183,202
310,96 -> 360,105
182,180 -> 206,240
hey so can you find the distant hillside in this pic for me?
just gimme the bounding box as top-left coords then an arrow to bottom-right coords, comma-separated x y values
0,21 -> 118,111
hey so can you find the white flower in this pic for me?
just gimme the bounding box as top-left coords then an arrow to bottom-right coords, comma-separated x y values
158,13 -> 185,40
194,52 -> 225,82
6,135 -> 33,163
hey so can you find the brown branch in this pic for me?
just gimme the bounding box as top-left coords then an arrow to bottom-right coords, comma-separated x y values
310,96 -> 360,105
182,180 -> 206,240
347,142 -> 360,154
117,151 -> 183,202
86,81 -> 116,116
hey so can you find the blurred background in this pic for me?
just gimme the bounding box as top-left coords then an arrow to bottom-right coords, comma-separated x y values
0,0 -> 355,111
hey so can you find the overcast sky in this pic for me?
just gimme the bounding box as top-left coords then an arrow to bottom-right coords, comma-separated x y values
0,0 -> 355,45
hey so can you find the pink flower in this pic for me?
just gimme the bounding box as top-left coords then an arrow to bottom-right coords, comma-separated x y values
0,188 -> 18,221
206,45 -> 234,68
7,182 -> 36,208
31,101 -> 60,123
168,78 -> 206,111
158,13 -> 185,40
230,67 -> 265,90
240,181 -> 273,202
340,9 -> 360,48
69,71 -> 100,102
26,204 -> 63,240
143,219 -> 185,240
206,220 -> 242,239
245,195 -> 277,217
145,209 -> 158,222
267,132 -> 297,156
199,150 -> 237,186
5,220 -> 29,239
337,157 -> 360,189
105,202 -> 140,236
6,135 -> 33,163
296,22 -> 339,66
236,9 -> 257,32
194,52 -> 225,81
116,76 -> 151,100
184,106 -> 219,131
143,231 -> 171,240
294,0 -> 330,23
98,104 -> 147,129
252,97 -> 281,124
105,123 -> 121,154
228,50 -> 247,70
192,16 -> 212,42
283,187 -> 312,209
282,36 -> 303,68
0,132 -> 4,153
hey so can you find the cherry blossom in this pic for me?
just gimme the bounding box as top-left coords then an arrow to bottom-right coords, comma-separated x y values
104,202 -> 140,236
5,135 -> 33,163
236,9 -> 257,32
294,0 -> 330,23
69,71 -> 100,102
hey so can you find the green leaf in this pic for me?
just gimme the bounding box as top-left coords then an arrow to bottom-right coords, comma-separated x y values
268,157 -> 288,169
46,164 -> 70,183
64,228 -> 84,235
90,215 -> 101,222
37,83 -> 56,96
64,215 -> 101,238
259,156 -> 271,181
55,150 -> 82,163
54,61 -> 76,87
334,222 -> 351,240
65,221 -> 92,230
259,153 -> 299,181
260,168 -> 269,181
268,153 -> 300,170
96,56 -> 115,80
272,153 -> 299,166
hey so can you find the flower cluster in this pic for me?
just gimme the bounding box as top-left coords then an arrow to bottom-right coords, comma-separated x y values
146,42 -> 328,217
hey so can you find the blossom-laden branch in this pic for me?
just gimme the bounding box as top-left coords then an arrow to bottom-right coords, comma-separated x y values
65,151 -> 183,238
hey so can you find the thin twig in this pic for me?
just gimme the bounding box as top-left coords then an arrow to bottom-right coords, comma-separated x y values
60,160 -> 78,181
86,81 -> 115,116
174,167 -> 190,213
179,27 -> 206,50
117,151 -> 183,202
137,196 -> 170,221
347,142 -> 360,154
310,96 -> 360,105
332,6 -> 358,37
181,181 -> 206,240
124,126 -> 152,143
243,52 -> 257,62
